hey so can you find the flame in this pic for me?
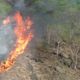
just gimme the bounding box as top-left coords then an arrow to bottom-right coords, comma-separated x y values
3,16 -> 10,25
0,11 -> 33,73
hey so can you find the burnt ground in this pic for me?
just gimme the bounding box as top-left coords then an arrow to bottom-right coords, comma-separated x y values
0,48 -> 80,80
0,0 -> 80,80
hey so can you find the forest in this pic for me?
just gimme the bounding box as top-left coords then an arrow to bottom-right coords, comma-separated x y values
0,0 -> 80,80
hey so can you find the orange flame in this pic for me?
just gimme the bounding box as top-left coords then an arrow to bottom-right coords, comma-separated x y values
0,11 -> 33,73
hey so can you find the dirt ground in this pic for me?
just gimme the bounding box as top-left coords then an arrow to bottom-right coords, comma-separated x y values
0,49 -> 80,80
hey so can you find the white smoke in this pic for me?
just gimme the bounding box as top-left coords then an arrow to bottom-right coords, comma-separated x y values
0,24 -> 15,60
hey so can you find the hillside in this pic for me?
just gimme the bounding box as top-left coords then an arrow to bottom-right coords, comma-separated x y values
0,49 -> 80,80
0,0 -> 80,80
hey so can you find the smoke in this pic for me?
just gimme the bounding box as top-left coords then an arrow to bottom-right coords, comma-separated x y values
0,23 -> 15,61
0,0 -> 28,61
0,0 -> 46,61
14,0 -> 25,10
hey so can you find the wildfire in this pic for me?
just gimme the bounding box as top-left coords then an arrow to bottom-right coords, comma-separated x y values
0,11 -> 33,73
3,16 -> 10,25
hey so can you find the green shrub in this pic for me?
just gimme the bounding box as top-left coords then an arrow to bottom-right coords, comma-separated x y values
0,0 -> 11,17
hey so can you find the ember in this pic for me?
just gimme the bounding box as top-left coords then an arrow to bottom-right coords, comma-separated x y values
0,11 -> 33,73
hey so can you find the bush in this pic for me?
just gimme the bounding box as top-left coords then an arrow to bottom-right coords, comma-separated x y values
0,0 -> 11,17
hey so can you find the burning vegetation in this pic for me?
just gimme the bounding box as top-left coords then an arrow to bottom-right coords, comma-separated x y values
0,11 -> 33,73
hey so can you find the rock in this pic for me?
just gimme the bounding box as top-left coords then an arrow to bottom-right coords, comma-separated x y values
63,58 -> 72,67
61,52 -> 69,59
54,66 -> 65,73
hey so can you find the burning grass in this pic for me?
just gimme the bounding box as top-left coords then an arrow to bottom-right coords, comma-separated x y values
0,11 -> 33,73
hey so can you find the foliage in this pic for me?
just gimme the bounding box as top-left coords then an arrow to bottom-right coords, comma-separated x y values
0,0 -> 11,17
